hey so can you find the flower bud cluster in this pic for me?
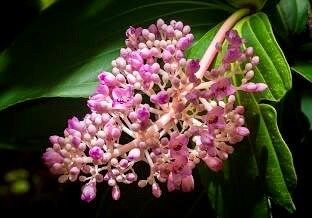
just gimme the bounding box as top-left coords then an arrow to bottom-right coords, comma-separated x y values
42,19 -> 267,201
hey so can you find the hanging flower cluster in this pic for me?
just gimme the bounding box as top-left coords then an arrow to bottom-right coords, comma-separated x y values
42,18 -> 267,202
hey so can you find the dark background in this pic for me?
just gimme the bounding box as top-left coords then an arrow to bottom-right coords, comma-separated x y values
0,1 -> 308,218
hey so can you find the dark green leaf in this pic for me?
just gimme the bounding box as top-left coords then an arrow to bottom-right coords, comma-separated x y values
292,60 -> 312,82
301,92 -> 312,127
270,0 -> 309,37
227,0 -> 268,10
188,12 -> 296,217
0,98 -> 88,150
0,0 -> 234,111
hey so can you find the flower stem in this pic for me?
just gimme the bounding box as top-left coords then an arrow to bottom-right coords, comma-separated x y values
195,8 -> 250,79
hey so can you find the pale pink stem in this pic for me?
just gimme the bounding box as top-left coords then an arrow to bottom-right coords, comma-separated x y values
195,8 -> 250,79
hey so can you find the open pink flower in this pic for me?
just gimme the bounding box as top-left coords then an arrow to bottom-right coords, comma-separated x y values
98,71 -> 118,87
209,77 -> 235,100
68,116 -> 83,132
87,94 -> 112,113
205,106 -> 225,129
128,51 -> 144,70
169,134 -> 189,157
112,86 -> 134,110
185,59 -> 199,83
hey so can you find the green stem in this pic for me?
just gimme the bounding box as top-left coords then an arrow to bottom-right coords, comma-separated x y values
195,8 -> 250,79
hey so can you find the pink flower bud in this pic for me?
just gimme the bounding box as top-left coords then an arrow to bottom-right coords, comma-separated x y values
240,82 -> 257,92
162,49 -> 172,62
255,83 -> 267,92
141,29 -> 150,37
112,185 -> 120,200
175,50 -> 184,60
49,135 -> 59,144
150,47 -> 161,57
148,24 -> 157,33
151,90 -> 170,104
126,173 -> 137,181
128,148 -> 141,161
89,146 -> 104,160
119,159 -> 128,168
166,45 -> 175,54
235,106 -> 245,114
140,47 -> 151,58
136,106 -> 150,122
176,37 -> 191,50
42,149 -> 63,167
116,57 -> 126,69
81,182 -> 96,202
68,117 -> 83,132
70,167 -> 80,175
251,56 -> 259,65
98,71 -> 117,87
181,175 -> 194,192
185,59 -> 199,82
72,136 -> 81,146
128,51 -> 144,70
87,124 -> 97,135
202,155 -> 223,172
175,21 -> 183,31
235,127 -> 250,136
167,173 -> 176,192
152,183 -> 162,198
246,47 -> 254,57
156,18 -> 164,28
112,128 -> 121,138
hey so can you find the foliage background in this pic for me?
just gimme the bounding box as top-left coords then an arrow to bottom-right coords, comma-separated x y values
0,0 -> 309,218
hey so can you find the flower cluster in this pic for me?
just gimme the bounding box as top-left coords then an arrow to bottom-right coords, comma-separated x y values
42,19 -> 267,202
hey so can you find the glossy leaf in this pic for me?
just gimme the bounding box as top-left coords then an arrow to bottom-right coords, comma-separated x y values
0,0 -> 233,111
270,0 -> 309,37
292,60 -> 312,82
188,12 -> 296,217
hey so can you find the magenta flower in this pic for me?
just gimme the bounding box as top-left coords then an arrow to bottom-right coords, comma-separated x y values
87,94 -> 112,112
205,106 -> 225,129
127,51 -> 144,70
98,71 -> 118,87
68,116 -> 83,132
209,77 -> 236,100
89,146 -> 104,160
169,134 -> 189,157
151,90 -> 170,104
186,59 -> 200,82
136,106 -> 150,128
111,86 -> 134,110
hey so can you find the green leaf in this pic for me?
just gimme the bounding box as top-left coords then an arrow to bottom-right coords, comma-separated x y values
188,12 -> 296,217
226,0 -> 268,10
0,98 -> 88,150
270,0 -> 309,37
236,13 -> 292,101
292,60 -> 312,82
0,0 -> 234,111
301,92 -> 312,127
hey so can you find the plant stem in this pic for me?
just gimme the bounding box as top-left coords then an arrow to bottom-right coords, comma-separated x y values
195,8 -> 250,79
